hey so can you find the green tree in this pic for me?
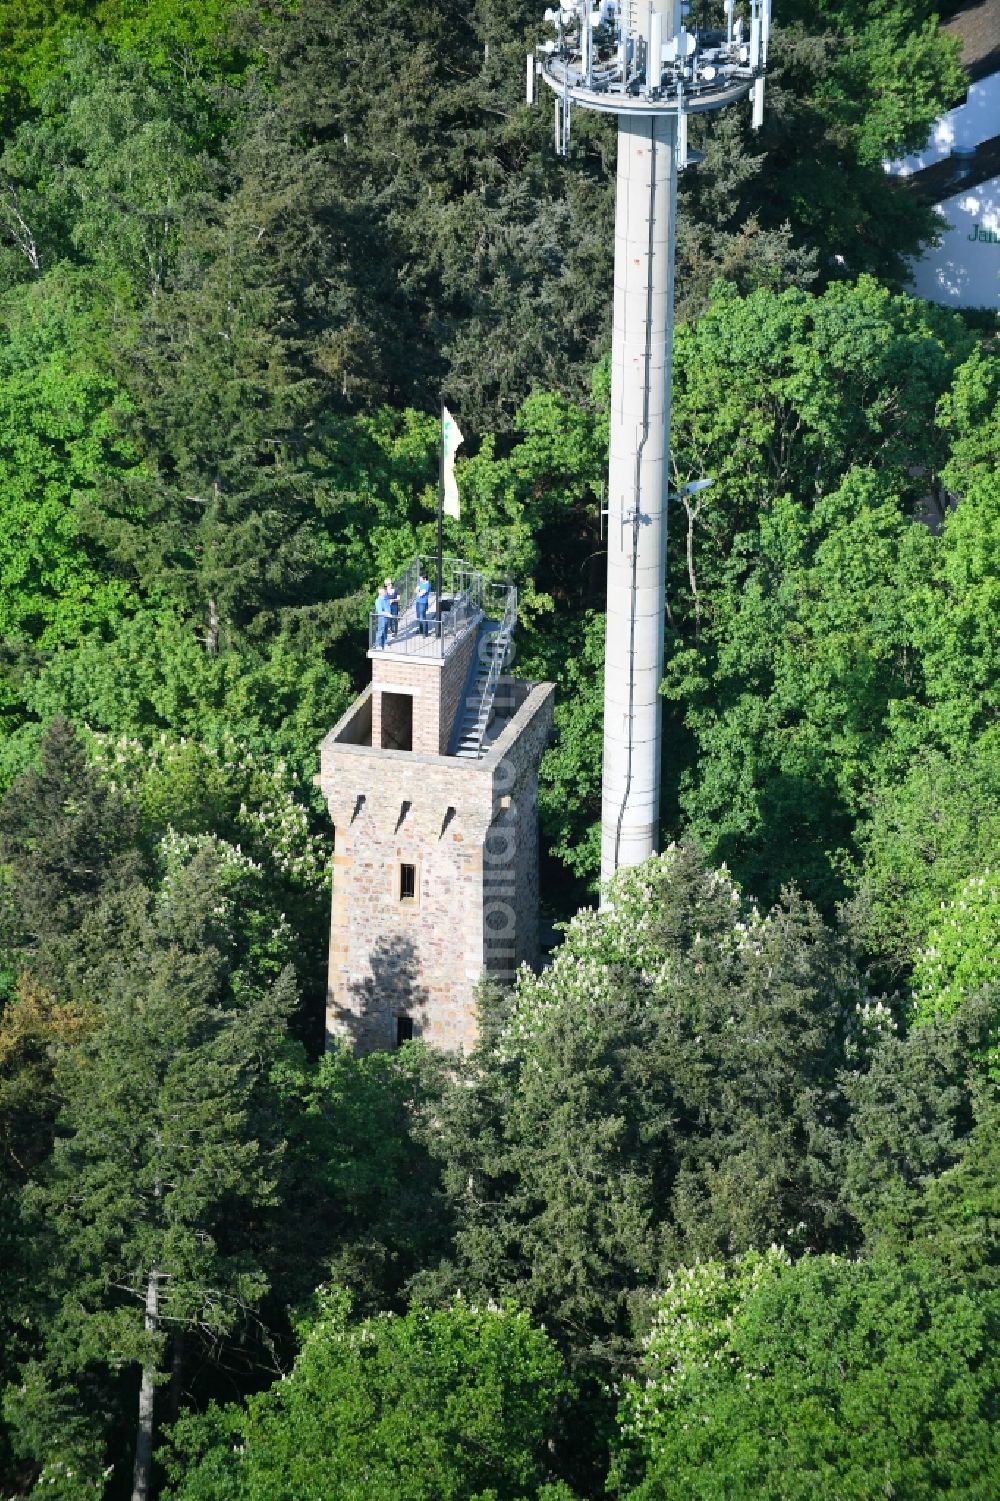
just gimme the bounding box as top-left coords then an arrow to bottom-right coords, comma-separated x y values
235,0 -> 964,423
3,850 -> 296,1501
851,729 -> 1000,979
425,847 -> 856,1375
92,236 -> 325,652
666,278 -> 966,594
11,604 -> 354,787
0,42 -> 213,292
656,279 -> 971,909
613,1253 -> 1000,1500
0,715 -> 141,988
230,0 -> 616,427
911,873 -> 1000,1023
609,1247 -> 790,1487
839,990 -> 996,1258
0,1 -> 103,132
910,470 -> 1000,749
0,1 -> 966,440
664,469 -> 936,909
266,1042 -> 453,1318
937,346 -> 1000,499
534,611 -> 604,891
847,415 -> 1000,971
0,2 -> 240,138
161,1293 -> 570,1501
0,271 -> 138,729
102,0 -> 245,88
678,5 -> 963,298
912,1090 -> 1000,1288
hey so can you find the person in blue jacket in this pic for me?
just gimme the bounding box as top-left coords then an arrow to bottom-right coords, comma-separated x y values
414,570 -> 432,635
375,585 -> 392,648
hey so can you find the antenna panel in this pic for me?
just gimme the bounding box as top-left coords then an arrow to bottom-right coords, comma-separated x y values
533,1 -> 771,126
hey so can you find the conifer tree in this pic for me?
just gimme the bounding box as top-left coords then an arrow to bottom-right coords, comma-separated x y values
4,850 -> 295,1501
0,715 -> 141,987
87,213 -> 327,658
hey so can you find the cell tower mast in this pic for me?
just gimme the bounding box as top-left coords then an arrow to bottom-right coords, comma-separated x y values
531,0 -> 771,886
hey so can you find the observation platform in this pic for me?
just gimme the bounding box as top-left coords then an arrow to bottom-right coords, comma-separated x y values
361,556 -> 518,759
368,556 -> 495,664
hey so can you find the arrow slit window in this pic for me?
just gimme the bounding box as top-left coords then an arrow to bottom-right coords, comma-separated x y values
399,862 -> 418,903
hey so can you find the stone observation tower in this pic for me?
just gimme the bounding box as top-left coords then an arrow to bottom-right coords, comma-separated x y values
532,0 -> 771,884
317,557 -> 554,1053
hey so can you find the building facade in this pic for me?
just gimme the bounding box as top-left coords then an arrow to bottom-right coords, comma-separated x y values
887,0 -> 1000,310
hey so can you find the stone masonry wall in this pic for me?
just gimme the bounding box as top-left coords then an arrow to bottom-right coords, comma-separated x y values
480,683 -> 552,985
319,679 -> 554,1054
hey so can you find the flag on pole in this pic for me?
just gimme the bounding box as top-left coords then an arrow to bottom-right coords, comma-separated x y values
442,406 -> 464,518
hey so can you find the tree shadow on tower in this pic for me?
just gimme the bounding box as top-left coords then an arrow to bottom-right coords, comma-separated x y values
336,934 -> 431,1054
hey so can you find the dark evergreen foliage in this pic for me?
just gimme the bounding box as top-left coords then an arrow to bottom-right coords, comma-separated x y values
0,1 -> 995,1497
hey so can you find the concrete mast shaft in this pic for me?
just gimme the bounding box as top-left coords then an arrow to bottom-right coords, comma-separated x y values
601,111 -> 678,885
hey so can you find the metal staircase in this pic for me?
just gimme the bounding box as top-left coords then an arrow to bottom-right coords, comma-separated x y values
451,586 -> 518,760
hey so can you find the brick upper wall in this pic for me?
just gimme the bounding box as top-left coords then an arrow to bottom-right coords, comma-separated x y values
369,626 -> 478,754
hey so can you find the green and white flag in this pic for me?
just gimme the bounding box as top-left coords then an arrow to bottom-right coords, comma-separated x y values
442,406 -> 464,518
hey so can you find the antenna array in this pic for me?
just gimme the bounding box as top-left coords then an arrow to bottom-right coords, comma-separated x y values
533,0 -> 770,157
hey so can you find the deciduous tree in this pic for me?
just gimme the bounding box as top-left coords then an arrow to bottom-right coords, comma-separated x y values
613,1253 -> 1000,1500
161,1294 -> 570,1501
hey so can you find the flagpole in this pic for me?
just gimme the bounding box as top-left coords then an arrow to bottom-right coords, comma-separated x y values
436,400 -> 445,648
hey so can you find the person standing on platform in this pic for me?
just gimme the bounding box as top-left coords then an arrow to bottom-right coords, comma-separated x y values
375,585 -> 392,649
385,577 -> 400,636
415,570 -> 431,636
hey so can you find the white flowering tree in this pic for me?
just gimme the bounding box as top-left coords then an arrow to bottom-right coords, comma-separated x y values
610,1253 -> 1000,1500
89,731 -> 330,1041
911,871 -> 1000,1080
156,831 -> 297,1003
91,733 -> 328,894
611,1248 -> 789,1488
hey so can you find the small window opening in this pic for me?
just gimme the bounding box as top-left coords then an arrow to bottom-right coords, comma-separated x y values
399,862 -> 417,901
396,1015 -> 414,1046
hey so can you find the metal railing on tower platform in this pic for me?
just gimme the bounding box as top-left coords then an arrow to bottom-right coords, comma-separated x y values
453,584 -> 519,759
369,555 -> 497,660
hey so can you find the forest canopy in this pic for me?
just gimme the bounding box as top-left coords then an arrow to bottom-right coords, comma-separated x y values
0,0 -> 997,1498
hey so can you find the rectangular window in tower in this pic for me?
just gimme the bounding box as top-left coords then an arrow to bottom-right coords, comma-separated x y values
399,862 -> 417,902
396,1015 -> 414,1046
